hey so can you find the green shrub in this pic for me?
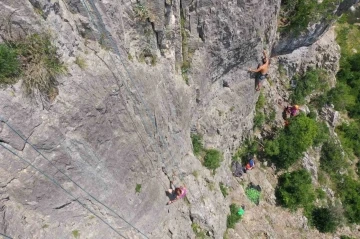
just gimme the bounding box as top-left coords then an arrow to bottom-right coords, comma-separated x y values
337,176 -> 360,223
232,139 -> 258,162
17,33 -> 66,96
340,236 -> 356,239
219,182 -> 228,198
312,207 -> 339,233
327,82 -> 355,112
275,169 -> 315,210
254,92 -> 266,129
204,149 -> 222,170
191,134 -> 204,156
191,223 -> 207,239
280,0 -> 337,35
256,92 -> 265,110
315,188 -> 326,200
265,114 -> 318,169
133,3 -> 149,22
290,69 -> 328,105
264,140 -> 279,157
245,187 -> 261,205
0,43 -> 20,84
72,230 -> 80,238
253,113 -> 265,129
0,33 -> 65,98
227,204 -> 242,228
320,140 -> 344,175
336,122 -> 360,157
313,122 -> 329,146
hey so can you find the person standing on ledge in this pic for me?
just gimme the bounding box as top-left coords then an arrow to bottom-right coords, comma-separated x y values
249,50 -> 270,91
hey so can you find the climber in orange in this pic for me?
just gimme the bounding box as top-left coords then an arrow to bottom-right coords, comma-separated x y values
249,50 -> 270,91
286,105 -> 300,117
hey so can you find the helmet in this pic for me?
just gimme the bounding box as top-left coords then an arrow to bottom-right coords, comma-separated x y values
294,105 -> 299,110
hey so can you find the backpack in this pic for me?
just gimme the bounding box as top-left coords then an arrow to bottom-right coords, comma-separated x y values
231,161 -> 245,177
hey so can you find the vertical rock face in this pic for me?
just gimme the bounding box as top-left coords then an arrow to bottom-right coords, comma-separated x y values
0,0 -> 353,238
0,0 -> 280,238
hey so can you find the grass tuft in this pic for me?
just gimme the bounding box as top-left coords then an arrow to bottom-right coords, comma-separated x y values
74,56 -> 86,69
135,184 -> 142,193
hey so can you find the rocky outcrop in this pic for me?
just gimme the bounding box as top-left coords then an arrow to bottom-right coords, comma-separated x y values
273,0 -> 358,55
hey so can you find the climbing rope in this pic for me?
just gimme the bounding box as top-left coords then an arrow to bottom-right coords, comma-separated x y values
76,2 -> 203,213
0,232 -> 13,239
0,142 -> 128,239
80,0 -> 190,183
0,116 -> 148,239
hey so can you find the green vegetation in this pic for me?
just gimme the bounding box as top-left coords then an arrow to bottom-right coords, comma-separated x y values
0,44 -> 20,84
264,114 -> 318,169
133,3 -> 149,22
320,140 -> 345,174
191,134 -> 222,171
306,14 -> 360,227
219,182 -> 228,198
319,140 -> 360,224
72,230 -> 80,238
340,236 -> 355,239
20,33 -> 65,96
336,122 -> 360,158
204,149 -> 222,171
0,33 -> 65,98
207,181 -> 215,191
275,169 -> 315,211
135,184 -> 142,193
191,223 -> 207,239
232,139 -> 258,162
279,0 -> 338,35
245,187 -> 261,205
337,176 -> 360,223
227,204 -> 242,229
74,56 -> 86,69
319,15 -> 360,161
191,134 -> 204,156
312,207 -> 339,233
254,91 -> 265,129
315,188 -> 326,200
290,69 -> 329,105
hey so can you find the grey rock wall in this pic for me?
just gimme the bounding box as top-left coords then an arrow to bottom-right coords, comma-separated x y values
0,0 -> 354,238
0,0 -> 280,238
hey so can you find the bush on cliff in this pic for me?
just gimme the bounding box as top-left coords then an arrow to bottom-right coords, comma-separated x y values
264,114 -> 318,169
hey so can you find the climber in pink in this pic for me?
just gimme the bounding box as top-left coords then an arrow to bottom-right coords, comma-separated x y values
166,181 -> 187,205
286,105 -> 300,117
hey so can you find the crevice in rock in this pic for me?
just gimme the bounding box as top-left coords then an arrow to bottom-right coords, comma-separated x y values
197,20 -> 205,42
150,21 -> 161,50
0,178 -> 16,189
53,201 -> 72,210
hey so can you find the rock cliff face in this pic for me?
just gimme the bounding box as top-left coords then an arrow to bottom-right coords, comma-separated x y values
273,0 -> 359,55
0,0 -> 353,238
